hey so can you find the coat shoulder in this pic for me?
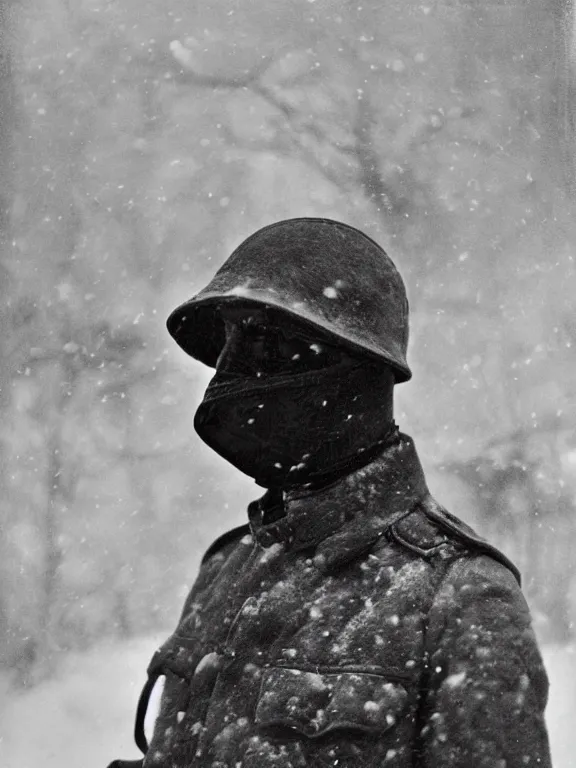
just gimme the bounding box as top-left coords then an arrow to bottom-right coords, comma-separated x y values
200,523 -> 251,564
389,495 -> 521,586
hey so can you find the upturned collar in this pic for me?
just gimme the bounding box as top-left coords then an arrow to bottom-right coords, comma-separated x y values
247,432 -> 429,568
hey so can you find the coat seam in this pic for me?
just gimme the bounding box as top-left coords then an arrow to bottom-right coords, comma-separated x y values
262,662 -> 414,683
411,553 -> 462,768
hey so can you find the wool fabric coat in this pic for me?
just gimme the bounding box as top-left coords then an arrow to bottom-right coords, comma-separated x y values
113,433 -> 551,768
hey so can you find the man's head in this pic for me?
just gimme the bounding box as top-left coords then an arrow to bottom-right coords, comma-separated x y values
167,218 -> 410,489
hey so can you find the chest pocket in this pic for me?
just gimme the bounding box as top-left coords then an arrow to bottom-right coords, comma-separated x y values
255,667 -> 409,738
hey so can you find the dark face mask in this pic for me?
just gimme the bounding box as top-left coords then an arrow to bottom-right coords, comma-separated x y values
194,306 -> 395,489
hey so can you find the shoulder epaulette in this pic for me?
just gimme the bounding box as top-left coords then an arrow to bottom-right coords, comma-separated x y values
201,524 -> 251,565
418,496 -> 521,586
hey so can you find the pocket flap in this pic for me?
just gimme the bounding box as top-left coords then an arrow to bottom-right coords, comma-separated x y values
255,667 -> 408,738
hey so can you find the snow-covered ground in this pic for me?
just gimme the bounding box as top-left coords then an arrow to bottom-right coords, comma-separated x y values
0,637 -> 574,768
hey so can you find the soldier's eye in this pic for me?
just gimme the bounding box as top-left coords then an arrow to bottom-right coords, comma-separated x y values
241,318 -> 268,337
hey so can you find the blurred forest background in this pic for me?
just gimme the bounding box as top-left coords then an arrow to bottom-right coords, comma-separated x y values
1,0 -> 576,707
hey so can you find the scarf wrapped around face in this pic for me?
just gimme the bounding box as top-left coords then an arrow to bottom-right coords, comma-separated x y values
194,312 -> 396,489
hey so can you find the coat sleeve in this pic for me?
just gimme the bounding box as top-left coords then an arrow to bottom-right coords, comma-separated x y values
417,555 -> 552,768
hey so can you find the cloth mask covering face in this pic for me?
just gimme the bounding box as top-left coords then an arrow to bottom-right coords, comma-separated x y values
194,311 -> 396,490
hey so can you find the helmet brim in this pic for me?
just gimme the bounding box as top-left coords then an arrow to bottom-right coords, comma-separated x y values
167,291 -> 412,383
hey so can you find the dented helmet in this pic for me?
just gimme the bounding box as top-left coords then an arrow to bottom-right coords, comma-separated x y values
167,217 -> 412,382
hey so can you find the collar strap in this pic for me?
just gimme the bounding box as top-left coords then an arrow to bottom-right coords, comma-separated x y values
248,432 -> 428,553
248,428 -> 400,549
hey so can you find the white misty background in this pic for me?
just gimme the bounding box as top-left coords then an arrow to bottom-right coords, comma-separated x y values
0,1 -> 575,766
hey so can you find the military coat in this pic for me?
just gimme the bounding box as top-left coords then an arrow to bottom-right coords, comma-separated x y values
113,434 -> 551,768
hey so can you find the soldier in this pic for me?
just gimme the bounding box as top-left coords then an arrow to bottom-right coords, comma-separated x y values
109,218 -> 551,768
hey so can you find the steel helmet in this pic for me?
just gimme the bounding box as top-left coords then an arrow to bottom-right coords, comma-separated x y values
167,217 -> 412,382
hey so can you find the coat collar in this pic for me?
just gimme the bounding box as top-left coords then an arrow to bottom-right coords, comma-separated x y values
247,432 -> 429,570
